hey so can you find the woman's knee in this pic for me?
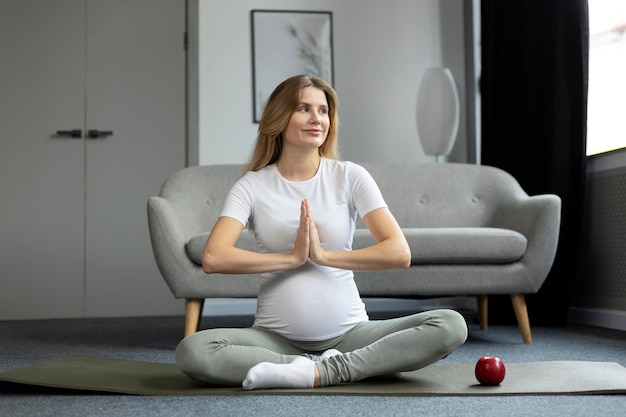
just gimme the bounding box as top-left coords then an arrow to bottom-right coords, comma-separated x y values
175,328 -> 281,385
175,331 -> 229,383
175,333 -> 207,378
435,309 -> 468,349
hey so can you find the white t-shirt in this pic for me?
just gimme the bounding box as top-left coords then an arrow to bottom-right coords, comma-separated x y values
220,158 -> 387,341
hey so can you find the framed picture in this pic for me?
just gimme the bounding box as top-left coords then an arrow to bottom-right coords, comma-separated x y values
251,10 -> 334,123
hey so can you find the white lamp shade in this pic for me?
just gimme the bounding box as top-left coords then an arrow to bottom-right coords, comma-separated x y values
416,67 -> 460,158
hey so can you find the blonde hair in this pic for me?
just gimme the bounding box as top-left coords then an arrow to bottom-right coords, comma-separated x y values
246,75 -> 340,172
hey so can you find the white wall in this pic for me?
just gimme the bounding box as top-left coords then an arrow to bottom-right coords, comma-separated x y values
195,0 -> 467,165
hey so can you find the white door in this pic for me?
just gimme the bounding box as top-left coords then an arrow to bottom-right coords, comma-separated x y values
0,0 -> 185,319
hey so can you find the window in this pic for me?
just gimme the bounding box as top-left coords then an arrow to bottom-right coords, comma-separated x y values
586,1 -> 626,156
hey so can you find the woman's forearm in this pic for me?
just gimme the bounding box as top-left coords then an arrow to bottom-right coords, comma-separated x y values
315,238 -> 411,271
202,214 -> 309,275
202,246 -> 303,274
308,205 -> 411,271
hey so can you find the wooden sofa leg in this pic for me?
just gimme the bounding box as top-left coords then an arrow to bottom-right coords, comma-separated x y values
477,295 -> 488,330
510,294 -> 533,344
185,298 -> 205,337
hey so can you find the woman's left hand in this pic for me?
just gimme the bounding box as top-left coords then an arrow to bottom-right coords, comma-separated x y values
303,201 -> 411,271
303,200 -> 326,265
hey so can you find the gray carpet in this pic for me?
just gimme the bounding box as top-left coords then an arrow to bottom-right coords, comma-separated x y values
1,315 -> 626,416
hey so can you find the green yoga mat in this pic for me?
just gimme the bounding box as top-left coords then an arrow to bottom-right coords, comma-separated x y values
1,355 -> 626,396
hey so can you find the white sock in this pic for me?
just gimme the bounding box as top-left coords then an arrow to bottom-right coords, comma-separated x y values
321,348 -> 342,358
242,356 -> 315,390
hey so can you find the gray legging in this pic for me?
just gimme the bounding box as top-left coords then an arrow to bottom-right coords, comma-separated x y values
175,309 -> 468,387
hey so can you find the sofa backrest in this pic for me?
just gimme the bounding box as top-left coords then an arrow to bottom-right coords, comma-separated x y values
159,164 -> 247,236
158,162 -> 529,235
359,162 -> 528,228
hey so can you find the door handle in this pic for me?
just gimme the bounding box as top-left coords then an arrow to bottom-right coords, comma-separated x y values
87,130 -> 113,139
55,129 -> 83,138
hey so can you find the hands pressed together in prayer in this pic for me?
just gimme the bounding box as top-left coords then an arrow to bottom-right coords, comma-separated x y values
292,199 -> 326,267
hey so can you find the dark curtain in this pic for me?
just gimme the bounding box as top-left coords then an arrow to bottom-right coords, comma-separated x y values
480,0 -> 589,325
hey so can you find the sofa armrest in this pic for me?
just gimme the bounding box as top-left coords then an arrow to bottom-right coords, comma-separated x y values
493,194 -> 562,291
147,196 -> 199,298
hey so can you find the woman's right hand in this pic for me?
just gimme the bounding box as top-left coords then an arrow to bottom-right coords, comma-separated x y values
202,200 -> 312,274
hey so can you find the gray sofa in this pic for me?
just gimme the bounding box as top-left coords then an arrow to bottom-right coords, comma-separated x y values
147,163 -> 561,344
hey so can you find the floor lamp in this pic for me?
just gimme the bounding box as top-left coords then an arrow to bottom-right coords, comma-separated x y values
416,67 -> 460,163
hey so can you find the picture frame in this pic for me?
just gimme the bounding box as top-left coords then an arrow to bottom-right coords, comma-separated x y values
251,10 -> 334,123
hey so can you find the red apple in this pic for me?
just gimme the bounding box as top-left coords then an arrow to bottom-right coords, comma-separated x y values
475,356 -> 506,385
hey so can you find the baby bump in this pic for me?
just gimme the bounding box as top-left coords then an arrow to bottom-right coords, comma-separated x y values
254,264 -> 367,341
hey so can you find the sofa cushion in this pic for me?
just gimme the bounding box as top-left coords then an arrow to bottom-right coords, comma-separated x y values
186,227 -> 527,266
353,228 -> 527,264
